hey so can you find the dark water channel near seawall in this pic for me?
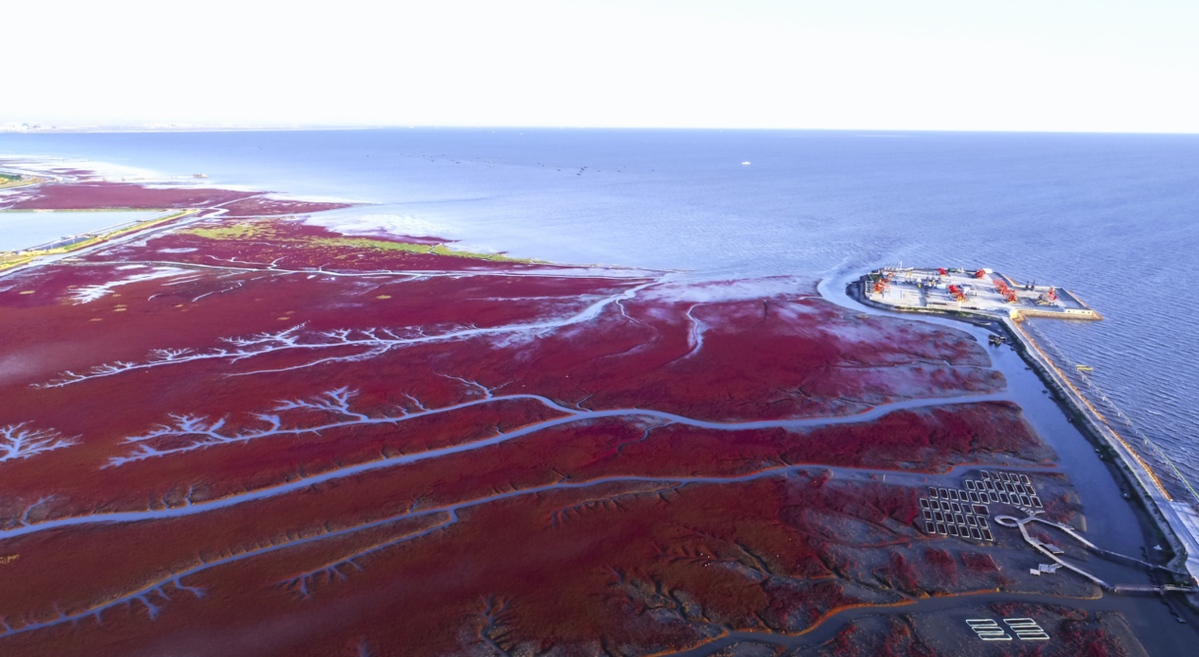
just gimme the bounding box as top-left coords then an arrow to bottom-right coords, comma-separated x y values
808,269 -> 1199,656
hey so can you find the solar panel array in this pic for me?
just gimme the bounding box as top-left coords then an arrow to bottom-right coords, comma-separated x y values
917,471 -> 1042,542
967,470 -> 1042,509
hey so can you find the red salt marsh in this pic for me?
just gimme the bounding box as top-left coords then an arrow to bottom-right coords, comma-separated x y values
4,182 -> 256,210
0,176 -> 352,216
0,176 -> 1129,656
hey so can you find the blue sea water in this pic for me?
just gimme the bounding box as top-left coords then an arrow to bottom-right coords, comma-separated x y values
0,210 -> 164,251
2,128 -> 1198,489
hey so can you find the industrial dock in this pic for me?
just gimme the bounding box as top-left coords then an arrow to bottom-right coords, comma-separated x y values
861,266 -> 1101,321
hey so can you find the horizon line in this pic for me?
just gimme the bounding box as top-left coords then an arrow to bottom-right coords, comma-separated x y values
3,123 -> 1199,137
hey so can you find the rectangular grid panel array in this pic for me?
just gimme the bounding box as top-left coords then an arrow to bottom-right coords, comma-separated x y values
917,471 -> 1042,541
968,470 -> 1042,510
920,487 -> 993,541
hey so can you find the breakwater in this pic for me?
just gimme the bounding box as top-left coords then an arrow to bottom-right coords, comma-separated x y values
1002,316 -> 1199,584
851,273 -> 1199,589
0,209 -> 197,276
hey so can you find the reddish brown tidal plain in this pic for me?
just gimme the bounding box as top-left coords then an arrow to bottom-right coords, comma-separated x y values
0,176 -> 1134,656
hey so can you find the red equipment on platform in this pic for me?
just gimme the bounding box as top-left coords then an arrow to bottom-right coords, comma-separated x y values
992,279 -> 1018,303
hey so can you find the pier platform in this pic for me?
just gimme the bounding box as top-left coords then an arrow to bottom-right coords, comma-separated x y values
862,266 -> 1101,321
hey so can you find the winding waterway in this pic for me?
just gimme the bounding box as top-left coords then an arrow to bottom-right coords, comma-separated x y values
2,266 -> 1189,649
0,390 -> 1013,542
2,129 -> 1195,491
2,130 -> 1197,652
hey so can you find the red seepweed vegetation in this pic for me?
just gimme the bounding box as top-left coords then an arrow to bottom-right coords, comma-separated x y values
6,182 -> 257,210
0,180 -> 1073,656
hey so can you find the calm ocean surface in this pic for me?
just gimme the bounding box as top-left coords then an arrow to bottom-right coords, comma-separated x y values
0,210 -> 163,251
2,129 -> 1197,491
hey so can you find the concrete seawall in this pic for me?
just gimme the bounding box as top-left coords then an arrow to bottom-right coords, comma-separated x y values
1018,306 -> 1104,321
1000,317 -> 1199,584
850,277 -> 1199,587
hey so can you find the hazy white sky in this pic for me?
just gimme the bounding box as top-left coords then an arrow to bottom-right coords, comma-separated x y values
5,0 -> 1198,132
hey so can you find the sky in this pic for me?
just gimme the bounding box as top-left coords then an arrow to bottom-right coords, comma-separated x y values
5,0 -> 1198,133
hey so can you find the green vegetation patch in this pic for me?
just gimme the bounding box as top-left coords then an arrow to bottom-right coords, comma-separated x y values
309,236 -> 435,254
429,243 -> 531,262
310,236 -> 533,262
0,173 -> 28,188
182,222 -> 275,240
183,221 -> 538,264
